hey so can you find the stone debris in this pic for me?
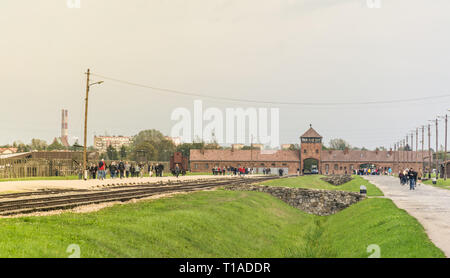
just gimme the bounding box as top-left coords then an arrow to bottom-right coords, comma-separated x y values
225,184 -> 364,216
321,175 -> 353,186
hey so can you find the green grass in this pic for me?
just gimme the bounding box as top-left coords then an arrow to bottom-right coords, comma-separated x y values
422,178 -> 450,190
0,189 -> 443,258
261,175 -> 384,197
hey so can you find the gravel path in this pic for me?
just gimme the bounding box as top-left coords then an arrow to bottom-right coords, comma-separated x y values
0,175 -> 240,193
364,175 -> 450,257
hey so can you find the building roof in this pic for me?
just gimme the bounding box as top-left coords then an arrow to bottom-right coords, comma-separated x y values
0,148 -> 18,154
190,149 -> 299,162
321,150 -> 428,163
300,126 -> 322,138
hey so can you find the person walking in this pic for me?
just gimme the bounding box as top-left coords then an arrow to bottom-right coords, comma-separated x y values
125,161 -> 131,178
408,168 -> 418,190
148,164 -> 153,177
109,162 -> 117,179
118,160 -> 125,179
98,159 -> 106,180
135,164 -> 141,178
174,164 -> 180,178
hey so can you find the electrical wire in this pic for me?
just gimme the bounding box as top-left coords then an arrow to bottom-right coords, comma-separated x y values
91,72 -> 450,107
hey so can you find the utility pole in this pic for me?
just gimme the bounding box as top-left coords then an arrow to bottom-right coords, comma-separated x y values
406,135 -> 409,165
438,115 -> 448,180
422,126 -> 425,175
83,69 -> 103,181
411,133 -> 414,165
446,114 -> 448,180
394,143 -> 397,172
428,124 -> 432,179
411,132 -> 414,167
83,69 -> 90,180
416,128 -> 419,168
436,118 -> 439,180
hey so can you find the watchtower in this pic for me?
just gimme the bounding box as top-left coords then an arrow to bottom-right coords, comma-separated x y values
300,125 -> 323,174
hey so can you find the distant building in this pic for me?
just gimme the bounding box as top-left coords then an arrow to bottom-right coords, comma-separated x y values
94,136 -> 133,152
190,126 -> 428,175
0,148 -> 18,155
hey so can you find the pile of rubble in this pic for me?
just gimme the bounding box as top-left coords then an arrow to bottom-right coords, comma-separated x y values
321,175 -> 353,186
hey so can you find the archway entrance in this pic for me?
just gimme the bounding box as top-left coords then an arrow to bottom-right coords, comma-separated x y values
303,158 -> 319,174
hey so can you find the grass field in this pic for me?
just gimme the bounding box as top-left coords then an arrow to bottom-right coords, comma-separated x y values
261,175 -> 384,197
422,178 -> 450,190
0,189 -> 442,258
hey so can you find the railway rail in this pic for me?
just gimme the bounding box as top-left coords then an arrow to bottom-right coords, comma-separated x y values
0,175 -> 280,216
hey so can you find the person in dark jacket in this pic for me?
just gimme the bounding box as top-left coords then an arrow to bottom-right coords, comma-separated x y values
408,168 -> 418,190
118,160 -> 125,179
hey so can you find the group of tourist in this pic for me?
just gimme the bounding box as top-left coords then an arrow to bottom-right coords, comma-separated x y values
399,168 -> 420,190
357,167 -> 393,176
211,166 -> 256,176
84,159 -> 165,180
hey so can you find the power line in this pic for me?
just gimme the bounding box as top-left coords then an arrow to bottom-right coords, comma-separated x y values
91,72 -> 450,107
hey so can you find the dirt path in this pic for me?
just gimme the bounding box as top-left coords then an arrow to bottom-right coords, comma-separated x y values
365,175 -> 450,258
0,175 -> 239,193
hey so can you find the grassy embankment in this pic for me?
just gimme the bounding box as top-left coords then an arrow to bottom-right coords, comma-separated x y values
0,176 -> 443,258
261,175 -> 384,196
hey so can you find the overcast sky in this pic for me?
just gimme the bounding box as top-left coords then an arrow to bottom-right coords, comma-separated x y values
1,0 -> 450,149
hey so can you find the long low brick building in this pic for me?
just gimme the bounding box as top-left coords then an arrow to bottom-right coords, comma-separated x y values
190,126 -> 431,175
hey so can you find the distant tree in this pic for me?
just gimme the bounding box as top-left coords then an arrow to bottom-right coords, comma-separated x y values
133,129 -> 166,146
30,139 -> 48,151
131,129 -> 176,161
131,141 -> 158,162
106,145 -> 119,160
120,145 -> 127,159
47,138 -> 65,151
328,138 -> 351,150
176,142 -> 206,159
69,139 -> 83,151
241,145 -> 260,150
289,144 -> 301,151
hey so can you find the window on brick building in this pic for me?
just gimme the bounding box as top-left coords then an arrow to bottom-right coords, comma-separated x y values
304,150 -> 307,154
334,164 -> 338,170
316,149 -> 319,154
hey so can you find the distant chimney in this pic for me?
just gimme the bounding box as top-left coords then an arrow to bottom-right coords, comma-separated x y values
344,148 -> 349,155
60,109 -> 69,147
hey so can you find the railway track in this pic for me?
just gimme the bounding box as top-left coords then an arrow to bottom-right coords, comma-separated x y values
0,176 -> 280,216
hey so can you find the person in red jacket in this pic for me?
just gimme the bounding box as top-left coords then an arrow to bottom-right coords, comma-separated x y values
98,159 -> 106,180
